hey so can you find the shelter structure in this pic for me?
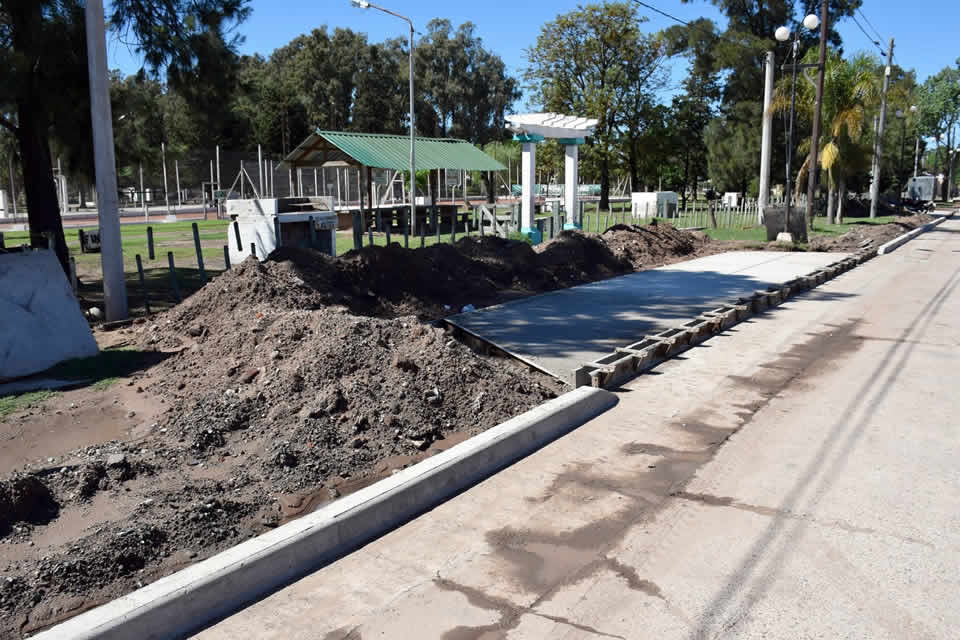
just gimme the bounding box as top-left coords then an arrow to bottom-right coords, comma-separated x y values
281,130 -> 505,237
505,113 -> 598,243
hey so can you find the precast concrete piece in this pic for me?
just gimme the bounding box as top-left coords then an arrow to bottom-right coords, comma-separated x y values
33,386 -> 617,640
575,251 -> 869,389
448,251 -> 851,386
878,211 -> 954,255
0,249 -> 98,379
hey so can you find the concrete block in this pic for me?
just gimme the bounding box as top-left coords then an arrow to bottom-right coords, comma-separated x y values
0,250 -> 98,379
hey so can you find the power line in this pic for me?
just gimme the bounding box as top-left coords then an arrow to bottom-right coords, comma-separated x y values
849,13 -> 886,56
856,8 -> 885,44
630,0 -> 753,51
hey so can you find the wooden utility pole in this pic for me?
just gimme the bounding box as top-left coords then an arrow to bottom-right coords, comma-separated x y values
869,38 -> 895,218
806,0 -> 828,227
85,0 -> 128,320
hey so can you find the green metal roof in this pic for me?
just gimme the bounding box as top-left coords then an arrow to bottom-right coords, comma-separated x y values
280,130 -> 506,172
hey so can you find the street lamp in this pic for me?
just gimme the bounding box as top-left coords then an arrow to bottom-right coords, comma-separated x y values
350,0 -> 416,238
775,14 -> 820,236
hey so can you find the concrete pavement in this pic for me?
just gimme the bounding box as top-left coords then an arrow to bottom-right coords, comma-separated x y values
448,251 -> 849,384
199,218 -> 960,639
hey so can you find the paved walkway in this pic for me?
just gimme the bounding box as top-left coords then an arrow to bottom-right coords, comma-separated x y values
200,220 -> 959,639
448,251 -> 849,384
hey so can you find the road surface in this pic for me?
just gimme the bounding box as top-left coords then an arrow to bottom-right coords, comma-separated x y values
200,218 -> 959,639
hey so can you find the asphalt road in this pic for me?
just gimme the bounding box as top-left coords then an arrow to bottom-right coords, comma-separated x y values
199,217 -> 960,639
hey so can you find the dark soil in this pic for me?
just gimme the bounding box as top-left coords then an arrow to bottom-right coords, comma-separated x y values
0,223 -> 734,637
808,213 -> 933,252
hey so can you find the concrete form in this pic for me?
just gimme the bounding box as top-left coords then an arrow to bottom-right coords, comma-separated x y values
447,251 -> 851,386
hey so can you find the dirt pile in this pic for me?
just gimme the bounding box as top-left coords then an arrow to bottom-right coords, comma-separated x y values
598,221 -> 711,267
167,224 -> 711,322
0,223 -> 722,635
808,214 -> 933,252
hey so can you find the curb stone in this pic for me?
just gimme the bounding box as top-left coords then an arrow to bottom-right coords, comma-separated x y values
574,249 -> 870,389
33,386 -> 618,640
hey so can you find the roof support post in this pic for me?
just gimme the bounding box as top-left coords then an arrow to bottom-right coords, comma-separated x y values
515,133 -> 543,245
559,138 -> 584,230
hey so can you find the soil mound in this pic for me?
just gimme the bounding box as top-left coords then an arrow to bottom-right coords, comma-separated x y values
599,221 -> 708,268
808,214 -> 932,252
0,222 -> 723,634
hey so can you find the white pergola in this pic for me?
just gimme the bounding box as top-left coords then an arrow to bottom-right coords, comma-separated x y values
506,113 -> 598,242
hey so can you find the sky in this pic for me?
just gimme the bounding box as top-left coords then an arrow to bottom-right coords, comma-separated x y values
107,0 -> 960,106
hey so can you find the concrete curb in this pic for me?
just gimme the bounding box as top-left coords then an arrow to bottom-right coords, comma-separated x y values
877,210 -> 955,255
574,249 -> 873,389
34,387 -> 618,640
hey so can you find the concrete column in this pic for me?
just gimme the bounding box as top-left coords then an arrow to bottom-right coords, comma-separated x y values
518,137 -> 541,244
758,51 -> 774,223
562,141 -> 581,229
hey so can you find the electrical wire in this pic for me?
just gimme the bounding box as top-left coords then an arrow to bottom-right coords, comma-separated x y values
630,0 -> 754,50
849,13 -> 885,55
856,8 -> 885,44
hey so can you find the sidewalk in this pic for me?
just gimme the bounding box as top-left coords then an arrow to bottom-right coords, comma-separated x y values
200,219 -> 960,639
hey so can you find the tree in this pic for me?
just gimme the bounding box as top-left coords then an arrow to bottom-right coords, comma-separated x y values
415,19 -> 519,144
917,65 -> 960,200
772,51 -> 878,222
525,2 -> 666,210
0,0 -> 250,273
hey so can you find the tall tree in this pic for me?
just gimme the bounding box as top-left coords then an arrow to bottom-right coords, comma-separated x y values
0,0 -> 251,273
917,65 -> 960,200
415,19 -> 519,143
525,2 -> 666,210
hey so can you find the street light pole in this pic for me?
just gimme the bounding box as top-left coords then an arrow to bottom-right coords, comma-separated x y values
775,14 -> 820,238
351,0 -> 416,241
805,0 -> 828,229
784,38 -> 799,235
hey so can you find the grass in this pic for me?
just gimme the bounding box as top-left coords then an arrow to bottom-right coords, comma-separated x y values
0,349 -> 169,417
3,218 -> 233,280
0,390 -> 56,420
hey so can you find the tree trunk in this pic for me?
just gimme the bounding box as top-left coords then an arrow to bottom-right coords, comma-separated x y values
599,152 -> 610,212
708,200 -> 718,229
483,171 -> 494,204
17,103 -> 68,274
826,184 -> 835,225
837,181 -> 846,224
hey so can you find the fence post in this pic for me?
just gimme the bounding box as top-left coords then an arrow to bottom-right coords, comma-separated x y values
250,242 -> 256,258
223,245 -> 231,270
233,221 -> 242,251
435,206 -> 441,244
135,254 -> 151,315
192,222 -> 206,285
167,251 -> 181,303
147,226 -> 154,260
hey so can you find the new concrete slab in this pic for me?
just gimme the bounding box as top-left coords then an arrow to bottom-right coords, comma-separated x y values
448,251 -> 850,384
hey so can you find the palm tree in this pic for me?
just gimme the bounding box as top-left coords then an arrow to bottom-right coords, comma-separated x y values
771,51 -> 879,224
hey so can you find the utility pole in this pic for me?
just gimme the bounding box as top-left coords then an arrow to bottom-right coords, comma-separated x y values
758,51 -> 775,222
85,0 -> 128,320
806,0 -> 828,227
869,38 -> 895,219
